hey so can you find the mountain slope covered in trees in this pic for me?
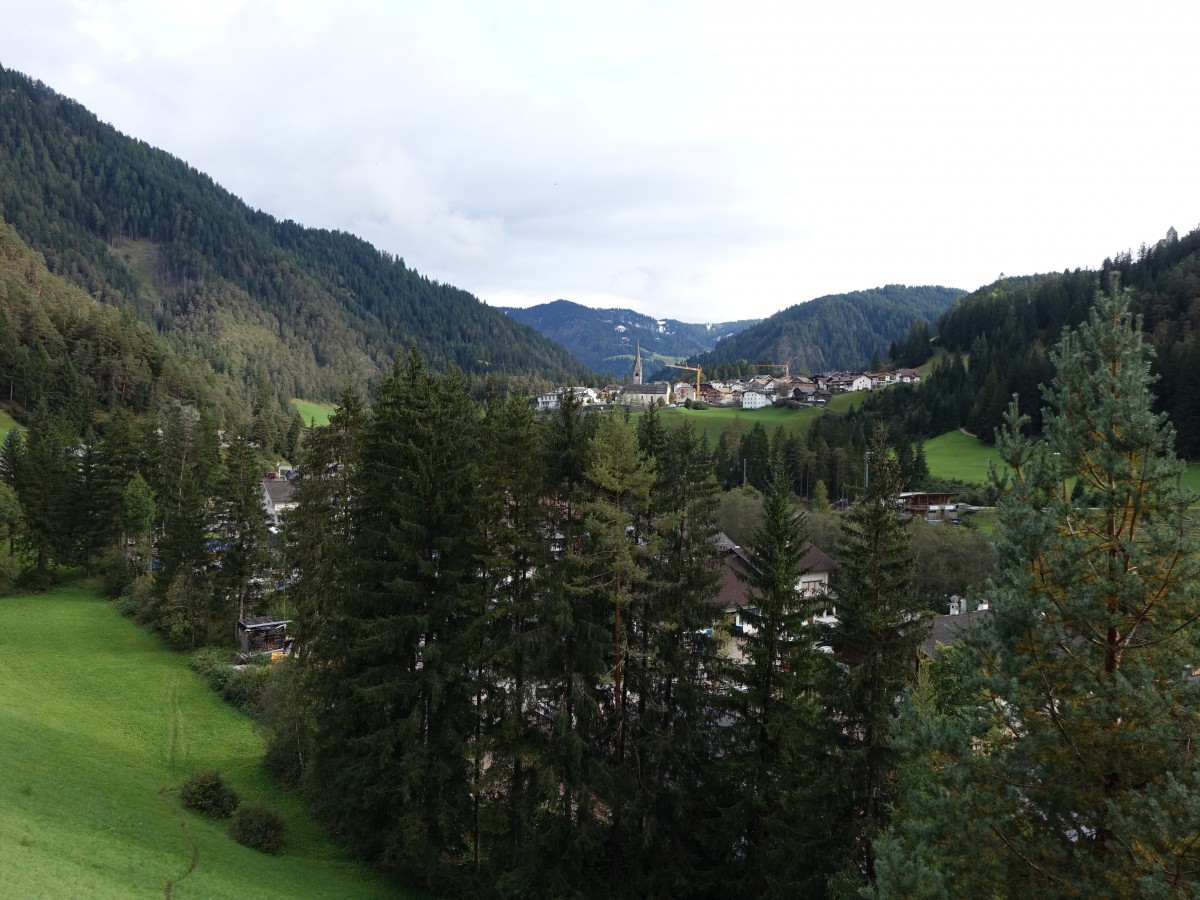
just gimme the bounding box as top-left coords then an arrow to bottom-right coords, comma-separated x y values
859,225 -> 1200,457
502,299 -> 758,377
0,66 -> 590,400
680,285 -> 965,377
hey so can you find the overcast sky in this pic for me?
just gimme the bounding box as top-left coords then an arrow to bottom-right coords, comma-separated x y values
3,1 -> 1197,322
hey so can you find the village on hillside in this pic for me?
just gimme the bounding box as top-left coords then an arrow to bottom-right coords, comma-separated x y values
536,342 -> 922,412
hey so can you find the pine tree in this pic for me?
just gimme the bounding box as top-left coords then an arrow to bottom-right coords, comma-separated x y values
876,283 -> 1200,896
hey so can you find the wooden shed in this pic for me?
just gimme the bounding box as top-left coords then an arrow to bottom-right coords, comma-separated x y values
236,616 -> 294,662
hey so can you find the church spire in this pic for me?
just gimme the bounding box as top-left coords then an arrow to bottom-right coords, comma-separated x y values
633,342 -> 643,384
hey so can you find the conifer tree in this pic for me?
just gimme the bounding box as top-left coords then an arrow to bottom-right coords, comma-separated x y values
309,351 -> 481,891
876,283 -> 1200,896
287,387 -> 364,647
713,455 -> 828,898
214,432 -> 269,620
625,419 -> 725,896
823,428 -> 924,894
471,390 -> 552,881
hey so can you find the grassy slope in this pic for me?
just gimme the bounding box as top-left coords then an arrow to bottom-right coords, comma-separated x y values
652,393 -> 862,447
0,582 -> 396,899
0,408 -> 23,434
291,399 -> 337,428
923,429 -> 1200,494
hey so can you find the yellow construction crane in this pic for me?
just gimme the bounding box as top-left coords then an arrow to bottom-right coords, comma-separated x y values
666,363 -> 703,399
752,362 -> 791,381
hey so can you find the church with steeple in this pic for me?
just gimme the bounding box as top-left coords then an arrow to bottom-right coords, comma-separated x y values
632,342 -> 643,384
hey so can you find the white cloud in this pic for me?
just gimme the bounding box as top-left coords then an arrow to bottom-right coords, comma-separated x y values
2,0 -> 1198,322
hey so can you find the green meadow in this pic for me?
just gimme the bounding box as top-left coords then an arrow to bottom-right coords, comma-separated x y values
0,407 -> 23,435
291,399 -> 337,428
0,582 -> 396,899
652,393 -> 862,447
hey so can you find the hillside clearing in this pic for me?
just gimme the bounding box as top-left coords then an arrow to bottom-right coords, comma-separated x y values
0,582 -> 397,899
291,399 -> 337,428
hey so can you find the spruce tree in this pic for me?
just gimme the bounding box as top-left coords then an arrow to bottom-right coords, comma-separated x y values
823,428 -> 924,894
876,283 -> 1200,896
713,455 -> 828,898
309,351 -> 481,891
214,432 -> 269,621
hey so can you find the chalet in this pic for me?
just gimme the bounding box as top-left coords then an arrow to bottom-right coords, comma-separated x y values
899,491 -> 958,522
894,367 -> 922,384
920,606 -> 991,659
866,371 -> 896,389
711,533 -> 837,652
236,616 -> 294,662
261,479 -> 298,527
827,373 -> 872,393
536,387 -> 598,412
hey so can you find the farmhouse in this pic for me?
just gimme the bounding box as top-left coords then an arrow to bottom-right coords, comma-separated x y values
261,478 -> 298,527
711,533 -> 836,656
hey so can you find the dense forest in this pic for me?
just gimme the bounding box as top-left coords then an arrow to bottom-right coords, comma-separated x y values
502,298 -> 759,378
861,225 -> 1200,457
670,284 -> 965,379
0,66 -> 591,402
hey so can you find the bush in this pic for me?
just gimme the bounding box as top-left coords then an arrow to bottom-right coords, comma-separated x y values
98,546 -> 133,597
191,648 -> 271,711
116,574 -> 157,625
0,553 -> 18,596
228,800 -> 286,854
180,769 -> 239,818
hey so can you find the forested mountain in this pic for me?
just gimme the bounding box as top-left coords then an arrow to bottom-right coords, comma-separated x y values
0,66 -> 590,401
674,285 -> 965,378
859,225 -> 1200,457
501,298 -> 758,377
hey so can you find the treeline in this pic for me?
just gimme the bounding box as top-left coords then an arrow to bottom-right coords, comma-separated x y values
0,404 -> 276,647
0,66 -> 590,401
865,225 -> 1200,456
275,354 -> 931,897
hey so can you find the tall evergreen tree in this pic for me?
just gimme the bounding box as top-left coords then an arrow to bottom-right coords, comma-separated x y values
309,351 -> 481,891
823,428 -> 924,894
712,455 -> 828,898
876,283 -> 1200,896
214,432 -> 270,620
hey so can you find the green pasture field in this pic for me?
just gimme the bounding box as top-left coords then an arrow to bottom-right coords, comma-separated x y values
650,394 -> 861,447
291,399 -> 337,428
0,407 -> 23,435
0,582 -> 395,899
923,429 -> 1200,496
922,431 -> 1004,483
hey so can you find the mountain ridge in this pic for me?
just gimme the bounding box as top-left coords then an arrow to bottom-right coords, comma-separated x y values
0,65 -> 591,402
501,299 -> 758,377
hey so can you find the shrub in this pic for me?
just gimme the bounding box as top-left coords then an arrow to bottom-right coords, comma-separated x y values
0,553 -> 18,596
116,574 -> 157,625
228,800 -> 286,854
98,546 -> 133,597
180,769 -> 239,818
191,648 -> 271,711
